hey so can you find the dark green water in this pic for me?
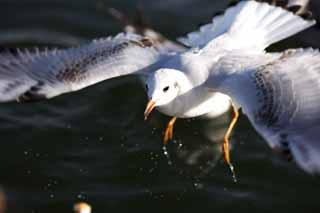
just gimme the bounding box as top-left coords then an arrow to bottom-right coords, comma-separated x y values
0,0 -> 320,212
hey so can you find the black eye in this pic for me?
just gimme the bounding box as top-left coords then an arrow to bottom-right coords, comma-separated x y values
163,86 -> 169,92
145,84 -> 149,91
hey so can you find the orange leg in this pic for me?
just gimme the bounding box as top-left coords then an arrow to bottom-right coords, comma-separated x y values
222,103 -> 239,182
163,117 -> 177,145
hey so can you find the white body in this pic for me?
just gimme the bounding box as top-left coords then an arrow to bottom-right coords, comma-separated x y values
154,52 -> 231,118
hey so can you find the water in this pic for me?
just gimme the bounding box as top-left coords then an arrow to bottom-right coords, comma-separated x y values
0,0 -> 320,212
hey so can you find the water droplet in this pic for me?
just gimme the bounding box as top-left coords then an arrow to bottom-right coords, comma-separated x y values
162,146 -> 172,165
77,193 -> 86,199
151,128 -> 157,134
229,164 -> 238,183
193,182 -> 203,189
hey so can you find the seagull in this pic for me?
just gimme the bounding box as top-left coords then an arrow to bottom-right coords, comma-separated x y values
106,5 -> 234,120
0,0 -> 318,175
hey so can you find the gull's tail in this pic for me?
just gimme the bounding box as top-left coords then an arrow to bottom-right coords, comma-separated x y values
179,0 -> 315,51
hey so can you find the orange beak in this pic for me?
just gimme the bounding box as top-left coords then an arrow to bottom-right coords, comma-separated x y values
144,100 -> 156,120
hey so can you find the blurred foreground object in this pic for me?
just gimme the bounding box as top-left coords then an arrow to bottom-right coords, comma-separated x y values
0,189 -> 6,213
73,202 -> 91,213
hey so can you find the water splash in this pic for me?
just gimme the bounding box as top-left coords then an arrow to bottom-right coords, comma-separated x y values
162,146 -> 172,165
229,164 -> 238,183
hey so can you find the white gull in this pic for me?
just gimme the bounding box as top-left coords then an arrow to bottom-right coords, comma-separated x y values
0,0 -> 317,176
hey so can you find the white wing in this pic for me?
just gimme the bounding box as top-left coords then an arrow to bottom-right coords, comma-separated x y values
208,49 -> 320,174
251,49 -> 320,174
0,33 -> 166,102
178,1 -> 315,53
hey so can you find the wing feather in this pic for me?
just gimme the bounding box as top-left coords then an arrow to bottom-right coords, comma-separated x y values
0,33 -> 165,102
107,7 -> 186,54
249,49 -> 320,173
207,48 -> 320,173
178,1 -> 314,52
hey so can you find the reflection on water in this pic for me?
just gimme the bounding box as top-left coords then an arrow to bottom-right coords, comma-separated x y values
175,114 -> 230,176
0,0 -> 320,212
148,111 -> 231,177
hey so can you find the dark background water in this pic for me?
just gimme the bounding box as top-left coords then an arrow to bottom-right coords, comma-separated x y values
0,0 -> 320,212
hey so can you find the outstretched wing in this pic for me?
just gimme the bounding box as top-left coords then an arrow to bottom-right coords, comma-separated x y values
178,0 -> 314,53
226,49 -> 320,174
0,33 -> 166,103
107,7 -> 186,53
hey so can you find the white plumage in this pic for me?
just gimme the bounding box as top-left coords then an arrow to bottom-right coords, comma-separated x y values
179,1 -> 315,52
0,34 -> 161,102
0,0 -> 319,174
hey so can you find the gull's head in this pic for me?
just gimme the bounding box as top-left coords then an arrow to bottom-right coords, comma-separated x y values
144,68 -> 180,120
